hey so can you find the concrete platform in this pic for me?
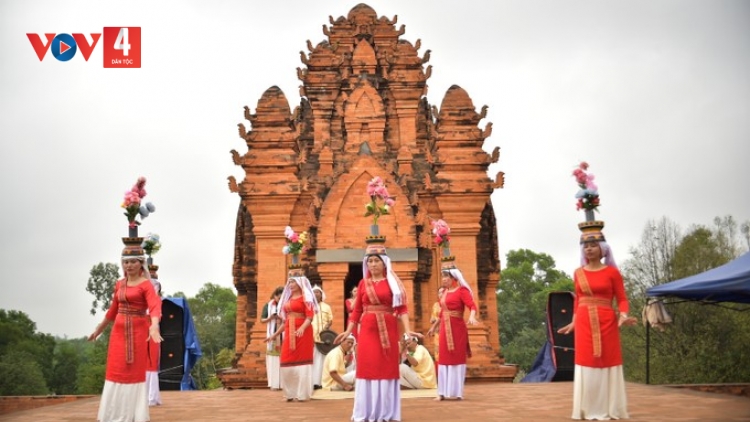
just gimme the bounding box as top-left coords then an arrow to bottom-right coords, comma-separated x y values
0,382 -> 747,421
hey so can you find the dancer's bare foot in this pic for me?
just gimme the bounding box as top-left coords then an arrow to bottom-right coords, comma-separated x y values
434,395 -> 444,401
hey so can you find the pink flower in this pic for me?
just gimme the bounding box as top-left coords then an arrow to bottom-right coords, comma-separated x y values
572,162 -> 600,212
431,219 -> 450,235
367,177 -> 384,196
122,177 -> 151,226
430,219 -> 452,247
364,177 -> 395,225
283,227 -> 308,255
133,176 -> 147,198
123,191 -> 140,206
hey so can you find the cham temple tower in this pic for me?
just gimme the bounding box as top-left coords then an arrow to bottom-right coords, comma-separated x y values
219,3 -> 516,388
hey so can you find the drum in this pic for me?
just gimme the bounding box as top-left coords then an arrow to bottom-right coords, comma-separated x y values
315,329 -> 338,355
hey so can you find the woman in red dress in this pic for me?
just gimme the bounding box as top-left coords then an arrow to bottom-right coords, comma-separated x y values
146,279 -> 163,406
336,244 -> 421,422
345,286 -> 358,314
89,244 -> 162,422
345,286 -> 358,341
266,268 -> 319,402
558,223 -> 634,420
428,265 -> 478,401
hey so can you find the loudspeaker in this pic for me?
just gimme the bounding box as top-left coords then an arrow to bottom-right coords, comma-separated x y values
548,292 -> 574,349
159,334 -> 185,391
160,300 -> 184,337
547,291 -> 575,381
159,299 -> 185,391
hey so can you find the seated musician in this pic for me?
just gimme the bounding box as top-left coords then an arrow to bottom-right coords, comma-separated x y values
398,335 -> 437,389
321,334 -> 356,391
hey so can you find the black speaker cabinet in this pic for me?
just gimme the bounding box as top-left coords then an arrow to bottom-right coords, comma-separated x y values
160,299 -> 184,337
547,291 -> 575,381
159,299 -> 186,390
159,334 -> 185,390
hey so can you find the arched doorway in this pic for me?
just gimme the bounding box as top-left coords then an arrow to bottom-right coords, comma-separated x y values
343,262 -> 363,323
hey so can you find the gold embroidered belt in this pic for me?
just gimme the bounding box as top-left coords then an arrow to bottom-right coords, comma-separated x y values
119,307 -> 147,364
578,297 -> 613,357
118,309 -> 147,316
442,310 -> 463,351
364,305 -> 395,350
287,312 -> 306,351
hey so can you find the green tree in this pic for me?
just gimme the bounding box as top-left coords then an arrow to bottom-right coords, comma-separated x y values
49,341 -> 80,395
621,217 -> 682,298
86,262 -> 120,315
0,310 -> 56,390
0,351 -> 48,395
75,328 -> 110,394
183,283 -> 236,389
497,249 -> 572,373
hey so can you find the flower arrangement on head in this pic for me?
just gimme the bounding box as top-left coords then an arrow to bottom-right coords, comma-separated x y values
572,161 -> 600,212
141,233 -> 161,257
282,226 -> 308,256
364,176 -> 396,226
122,177 -> 156,228
431,219 -> 451,248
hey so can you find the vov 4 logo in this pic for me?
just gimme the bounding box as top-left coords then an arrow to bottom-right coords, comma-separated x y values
26,27 -> 141,68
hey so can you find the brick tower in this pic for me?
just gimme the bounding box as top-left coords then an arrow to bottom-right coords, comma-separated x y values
219,3 -> 516,388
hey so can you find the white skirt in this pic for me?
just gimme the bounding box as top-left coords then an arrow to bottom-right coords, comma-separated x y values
145,370 -> 161,405
280,364 -> 313,401
352,379 -> 401,422
437,364 -> 466,399
572,365 -> 629,420
97,380 -> 149,422
266,354 -> 281,389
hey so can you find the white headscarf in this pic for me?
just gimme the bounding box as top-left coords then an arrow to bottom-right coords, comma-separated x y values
150,279 -> 161,296
312,284 -> 326,302
580,240 -> 618,268
362,253 -> 406,307
442,267 -> 473,298
278,275 -> 320,320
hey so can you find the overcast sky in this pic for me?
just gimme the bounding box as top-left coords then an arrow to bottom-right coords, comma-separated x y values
1,0 -> 748,339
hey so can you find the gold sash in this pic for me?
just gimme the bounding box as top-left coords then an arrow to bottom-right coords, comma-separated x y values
364,279 -> 393,350
286,311 -> 305,351
439,288 -> 464,352
117,283 -> 147,365
575,269 -> 614,358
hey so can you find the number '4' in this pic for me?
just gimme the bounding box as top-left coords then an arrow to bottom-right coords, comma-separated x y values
114,28 -> 131,56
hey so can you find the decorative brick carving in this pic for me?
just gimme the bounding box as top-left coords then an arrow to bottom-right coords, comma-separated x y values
218,3 -> 515,389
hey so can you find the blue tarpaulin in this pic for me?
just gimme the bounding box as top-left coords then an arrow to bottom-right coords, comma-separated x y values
522,291 -> 575,383
647,251 -> 750,304
163,297 -> 202,390
521,341 -> 556,382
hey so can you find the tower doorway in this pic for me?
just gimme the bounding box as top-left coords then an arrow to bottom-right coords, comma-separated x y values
343,261 -> 363,322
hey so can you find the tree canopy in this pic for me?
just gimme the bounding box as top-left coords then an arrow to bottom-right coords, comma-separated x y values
497,249 -> 572,374
86,262 -> 120,315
